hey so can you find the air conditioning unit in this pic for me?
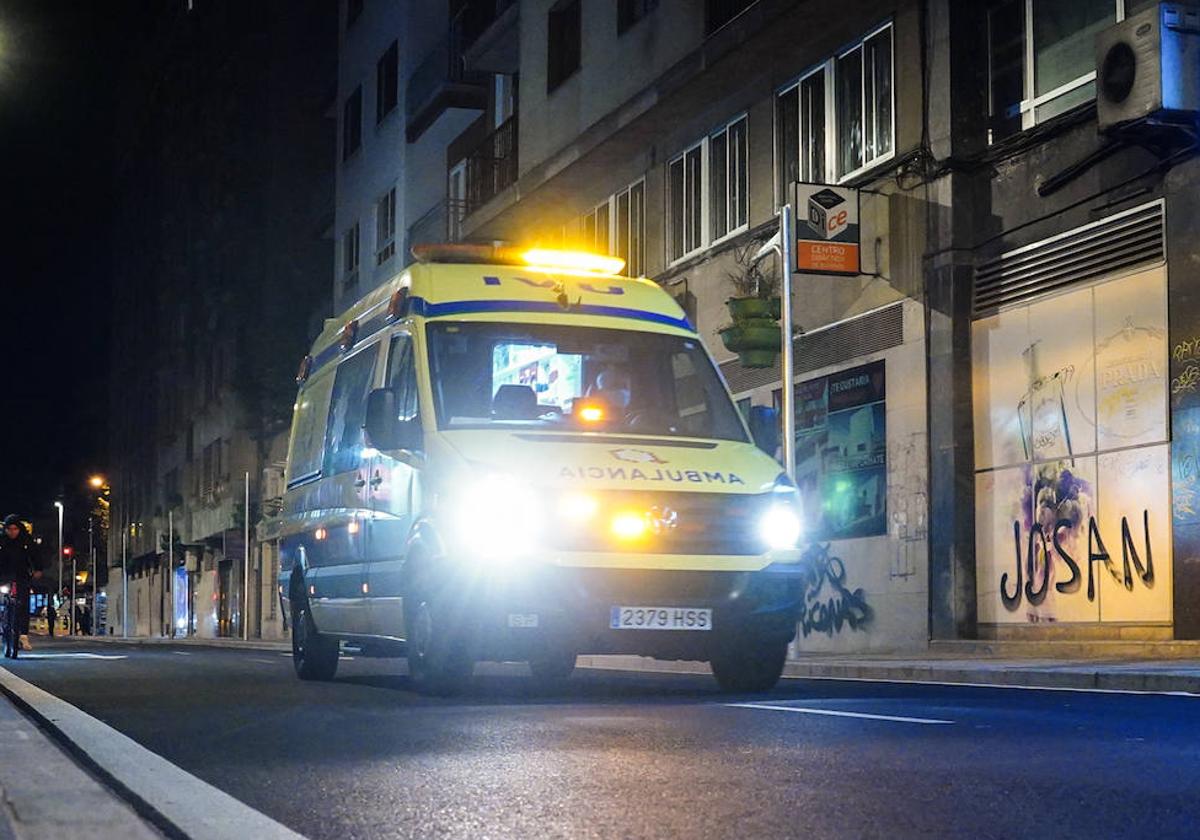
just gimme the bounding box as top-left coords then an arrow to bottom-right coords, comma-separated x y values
1096,2 -> 1200,133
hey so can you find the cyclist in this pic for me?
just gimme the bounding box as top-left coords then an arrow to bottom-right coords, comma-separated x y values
0,515 -> 41,652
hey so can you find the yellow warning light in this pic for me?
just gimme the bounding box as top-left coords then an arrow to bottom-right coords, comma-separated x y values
578,403 -> 606,424
521,249 -> 625,275
610,511 -> 649,541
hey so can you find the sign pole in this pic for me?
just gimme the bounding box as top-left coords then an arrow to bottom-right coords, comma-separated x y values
243,471 -> 250,641
122,528 -> 128,639
780,203 -> 796,480
168,509 -> 174,638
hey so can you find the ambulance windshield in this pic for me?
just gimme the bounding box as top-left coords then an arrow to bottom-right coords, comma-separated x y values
426,322 -> 748,442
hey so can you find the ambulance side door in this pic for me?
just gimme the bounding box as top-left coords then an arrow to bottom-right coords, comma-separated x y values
366,331 -> 421,638
307,341 -> 379,636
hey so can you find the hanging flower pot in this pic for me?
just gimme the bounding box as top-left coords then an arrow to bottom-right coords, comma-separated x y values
719,319 -> 782,369
726,296 -> 778,321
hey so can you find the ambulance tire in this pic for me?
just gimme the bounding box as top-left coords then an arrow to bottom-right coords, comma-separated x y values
293,599 -> 339,681
710,637 -> 788,693
404,578 -> 474,695
528,648 -> 577,683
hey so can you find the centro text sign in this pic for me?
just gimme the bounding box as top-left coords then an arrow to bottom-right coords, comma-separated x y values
792,182 -> 860,276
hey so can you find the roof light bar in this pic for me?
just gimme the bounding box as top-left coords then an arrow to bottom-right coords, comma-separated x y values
521,249 -> 625,275
410,242 -> 625,275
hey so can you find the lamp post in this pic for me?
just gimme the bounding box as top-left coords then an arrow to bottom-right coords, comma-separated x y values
53,501 -> 63,634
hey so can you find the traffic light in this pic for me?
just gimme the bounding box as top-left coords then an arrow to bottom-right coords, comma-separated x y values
63,546 -> 73,557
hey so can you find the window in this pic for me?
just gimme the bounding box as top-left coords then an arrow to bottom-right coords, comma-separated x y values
342,222 -> 360,289
668,142 -> 703,262
988,1 -> 1149,143
386,334 -> 421,429
667,115 -> 748,263
774,24 -> 892,194
376,188 -> 396,265
580,180 -> 646,276
618,0 -> 658,33
547,0 -> 581,93
376,41 -> 398,124
706,0 -> 758,35
342,86 -> 362,161
426,322 -> 747,441
346,0 -> 364,28
323,347 -> 378,476
710,117 -> 748,241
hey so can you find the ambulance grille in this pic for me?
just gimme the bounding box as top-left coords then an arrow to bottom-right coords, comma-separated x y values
972,200 -> 1164,318
551,490 -> 774,556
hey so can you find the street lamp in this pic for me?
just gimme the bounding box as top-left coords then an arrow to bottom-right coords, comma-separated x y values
53,501 -> 63,634
88,475 -> 105,490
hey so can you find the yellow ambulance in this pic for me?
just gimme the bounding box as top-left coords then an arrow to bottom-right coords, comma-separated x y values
279,245 -> 805,693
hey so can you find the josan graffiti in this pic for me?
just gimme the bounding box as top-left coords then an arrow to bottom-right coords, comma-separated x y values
1001,510 -> 1154,611
797,542 -> 873,637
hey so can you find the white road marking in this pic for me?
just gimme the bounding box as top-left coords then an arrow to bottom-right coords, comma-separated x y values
727,702 -> 954,725
17,653 -> 127,660
247,658 -> 276,664
780,672 -> 1200,698
172,651 -> 192,656
0,666 -> 305,839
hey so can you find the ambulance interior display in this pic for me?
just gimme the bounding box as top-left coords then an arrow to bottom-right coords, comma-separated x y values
426,322 -> 746,441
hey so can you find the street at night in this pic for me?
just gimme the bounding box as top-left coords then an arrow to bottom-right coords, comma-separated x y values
8,0 -> 1200,836
3,638 -> 1199,839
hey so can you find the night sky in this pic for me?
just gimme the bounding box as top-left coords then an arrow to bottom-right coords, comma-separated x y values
0,1 -> 143,535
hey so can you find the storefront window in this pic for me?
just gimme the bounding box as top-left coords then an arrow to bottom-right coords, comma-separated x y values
972,266 -> 1170,625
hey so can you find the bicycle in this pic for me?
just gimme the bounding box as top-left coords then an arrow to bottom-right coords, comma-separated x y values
0,582 -> 19,659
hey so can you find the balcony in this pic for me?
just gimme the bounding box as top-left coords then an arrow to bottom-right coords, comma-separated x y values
460,115 -> 518,223
405,33 -> 488,143
458,0 -> 519,75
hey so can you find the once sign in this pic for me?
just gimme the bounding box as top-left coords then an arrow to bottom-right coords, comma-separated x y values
792,183 -> 860,276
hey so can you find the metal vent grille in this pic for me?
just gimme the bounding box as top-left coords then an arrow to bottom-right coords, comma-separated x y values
721,302 -> 904,395
973,200 -> 1164,318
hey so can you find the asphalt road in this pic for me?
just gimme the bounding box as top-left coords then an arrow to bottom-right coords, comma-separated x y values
4,638 -> 1200,839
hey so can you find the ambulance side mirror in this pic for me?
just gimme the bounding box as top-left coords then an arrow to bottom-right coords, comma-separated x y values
748,406 -> 780,459
365,388 -> 400,450
365,388 -> 422,453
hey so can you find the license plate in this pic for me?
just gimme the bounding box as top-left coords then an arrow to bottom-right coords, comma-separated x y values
610,606 -> 711,631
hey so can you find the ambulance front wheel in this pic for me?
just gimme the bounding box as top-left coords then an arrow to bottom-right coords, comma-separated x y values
404,576 -> 474,695
292,599 -> 339,681
710,636 -> 788,693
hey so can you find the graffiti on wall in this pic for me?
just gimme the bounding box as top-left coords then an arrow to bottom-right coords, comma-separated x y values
973,267 -> 1171,625
797,542 -> 873,637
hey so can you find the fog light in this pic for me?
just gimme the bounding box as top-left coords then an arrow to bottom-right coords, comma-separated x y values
611,511 -> 648,541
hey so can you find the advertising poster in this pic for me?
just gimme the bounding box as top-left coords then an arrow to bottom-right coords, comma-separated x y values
794,361 -> 887,540
972,266 -> 1170,625
791,182 -> 860,275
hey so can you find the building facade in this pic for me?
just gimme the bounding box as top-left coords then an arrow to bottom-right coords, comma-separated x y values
346,0 -> 1199,651
107,0 -> 335,640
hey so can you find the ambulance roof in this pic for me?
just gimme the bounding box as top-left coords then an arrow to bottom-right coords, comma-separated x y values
306,257 -> 692,364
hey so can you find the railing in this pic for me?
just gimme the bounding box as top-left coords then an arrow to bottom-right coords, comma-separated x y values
406,35 -> 488,123
464,115 -> 518,217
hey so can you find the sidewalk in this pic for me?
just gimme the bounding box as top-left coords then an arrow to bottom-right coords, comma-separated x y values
578,649 -> 1200,694
68,633 -> 1200,694
0,677 -> 161,839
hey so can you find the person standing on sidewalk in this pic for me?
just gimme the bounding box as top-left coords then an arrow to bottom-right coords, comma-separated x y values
45,602 -> 56,637
0,516 -> 41,651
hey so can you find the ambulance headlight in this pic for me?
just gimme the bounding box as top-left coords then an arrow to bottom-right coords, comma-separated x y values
760,475 -> 803,550
759,506 -> 802,550
453,473 -> 541,559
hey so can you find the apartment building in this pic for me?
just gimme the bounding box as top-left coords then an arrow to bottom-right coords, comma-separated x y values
342,0 -> 1199,650
108,0 -> 335,640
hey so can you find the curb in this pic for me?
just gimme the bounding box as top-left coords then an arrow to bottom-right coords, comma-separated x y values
0,666 -> 304,840
74,636 -> 290,654
577,654 -> 1200,695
